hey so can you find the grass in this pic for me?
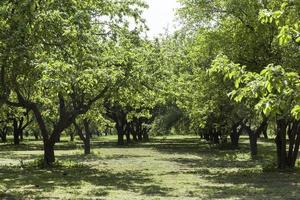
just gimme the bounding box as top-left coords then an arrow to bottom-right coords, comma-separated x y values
0,135 -> 300,199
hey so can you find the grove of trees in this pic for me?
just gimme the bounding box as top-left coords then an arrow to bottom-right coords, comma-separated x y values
0,0 -> 300,170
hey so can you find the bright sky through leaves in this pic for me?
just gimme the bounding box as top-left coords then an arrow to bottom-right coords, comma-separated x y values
144,0 -> 180,38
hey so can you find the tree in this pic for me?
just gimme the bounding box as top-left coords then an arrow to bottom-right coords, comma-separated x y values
104,39 -> 168,145
0,0 -> 147,165
210,54 -> 300,168
73,101 -> 109,154
259,0 -> 300,45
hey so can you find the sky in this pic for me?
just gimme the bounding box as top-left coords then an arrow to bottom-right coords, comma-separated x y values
143,0 -> 180,38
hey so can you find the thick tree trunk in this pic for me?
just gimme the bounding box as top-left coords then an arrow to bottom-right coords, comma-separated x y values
241,123 -> 258,157
125,123 -> 131,144
137,130 -> 143,141
126,132 -> 131,144
84,138 -> 90,155
275,119 -> 287,169
249,132 -> 258,157
83,120 -> 91,155
115,121 -> 125,145
118,132 -> 124,145
44,140 -> 55,165
13,130 -> 20,145
13,120 -> 20,145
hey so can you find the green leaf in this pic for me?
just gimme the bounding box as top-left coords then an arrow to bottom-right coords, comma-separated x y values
234,78 -> 241,88
292,105 -> 300,120
266,82 -> 272,93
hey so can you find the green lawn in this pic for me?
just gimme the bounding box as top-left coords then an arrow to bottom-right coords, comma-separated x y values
0,135 -> 300,199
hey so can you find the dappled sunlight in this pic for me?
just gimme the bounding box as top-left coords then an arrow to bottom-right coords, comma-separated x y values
1,136 -> 299,199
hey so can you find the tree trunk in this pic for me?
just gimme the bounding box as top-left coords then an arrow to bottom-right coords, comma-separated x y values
116,121 -> 124,145
70,132 -> 74,142
13,120 -> 20,145
249,131 -> 257,157
84,138 -> 90,155
291,131 -> 300,167
287,122 -> 297,167
118,132 -> 124,145
213,129 -> 220,144
203,129 -> 210,141
74,121 -> 91,155
2,134 -> 7,143
0,126 -> 8,143
13,130 -> 20,145
126,132 -> 131,144
275,119 -> 287,169
137,133 -> 143,141
125,123 -> 131,144
283,121 -> 300,168
230,124 -> 240,148
241,123 -> 257,157
132,132 -> 138,142
143,132 -> 149,142
44,140 -> 55,165
20,129 -> 24,141
83,120 -> 91,155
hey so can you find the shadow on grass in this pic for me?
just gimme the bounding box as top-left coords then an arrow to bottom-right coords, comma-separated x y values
146,137 -> 300,200
0,163 -> 172,199
1,135 -> 298,199
197,169 -> 300,200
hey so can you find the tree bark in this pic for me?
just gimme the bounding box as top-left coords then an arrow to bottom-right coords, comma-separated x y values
230,124 -> 240,148
249,131 -> 258,157
74,120 -> 91,155
83,120 -> 91,155
241,123 -> 257,157
13,120 -> 20,145
291,131 -> 300,167
0,127 -> 7,143
125,123 -> 131,144
44,140 -> 55,165
275,119 -> 287,169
